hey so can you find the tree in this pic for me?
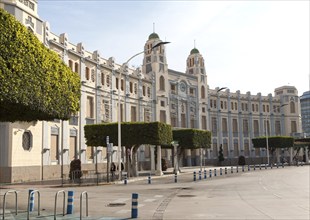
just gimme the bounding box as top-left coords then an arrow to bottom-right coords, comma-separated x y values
252,136 -> 294,163
172,129 -> 211,171
218,144 -> 224,164
0,9 -> 80,122
84,122 -> 173,177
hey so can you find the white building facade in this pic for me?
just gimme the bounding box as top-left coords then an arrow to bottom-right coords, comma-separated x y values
0,0 -> 303,183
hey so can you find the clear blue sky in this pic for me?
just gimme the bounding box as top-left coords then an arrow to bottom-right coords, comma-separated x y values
38,0 -> 309,96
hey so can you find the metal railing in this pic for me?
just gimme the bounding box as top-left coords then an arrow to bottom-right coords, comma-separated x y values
54,190 -> 66,219
2,190 -> 18,220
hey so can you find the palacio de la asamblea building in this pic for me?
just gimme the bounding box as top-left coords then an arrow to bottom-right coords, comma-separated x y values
0,0 -> 304,183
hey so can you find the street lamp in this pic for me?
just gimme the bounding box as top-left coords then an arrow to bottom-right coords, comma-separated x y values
265,103 -> 288,165
117,41 -> 170,180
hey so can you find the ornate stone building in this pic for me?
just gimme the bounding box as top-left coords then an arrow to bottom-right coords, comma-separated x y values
0,0 -> 303,183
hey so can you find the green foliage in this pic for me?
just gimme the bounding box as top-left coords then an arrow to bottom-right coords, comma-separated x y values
0,9 -> 80,122
84,122 -> 173,147
252,136 -> 294,150
172,129 -> 211,149
218,145 -> 224,162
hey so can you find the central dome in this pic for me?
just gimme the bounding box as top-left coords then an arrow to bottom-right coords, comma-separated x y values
190,48 -> 200,54
148,32 -> 160,40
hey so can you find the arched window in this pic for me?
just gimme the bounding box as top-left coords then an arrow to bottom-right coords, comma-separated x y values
101,72 -> 105,85
106,75 -> 110,87
68,60 -> 73,71
159,76 -> 165,91
22,131 -> 32,151
290,101 -> 295,113
74,63 -> 79,73
85,67 -> 90,80
201,86 -> 205,99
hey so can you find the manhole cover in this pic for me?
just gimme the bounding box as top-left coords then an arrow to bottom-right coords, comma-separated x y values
177,195 -> 196,197
107,203 -> 126,207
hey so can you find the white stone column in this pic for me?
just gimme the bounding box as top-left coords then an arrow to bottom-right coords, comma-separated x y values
156,145 -> 163,176
150,145 -> 155,174
305,147 -> 309,164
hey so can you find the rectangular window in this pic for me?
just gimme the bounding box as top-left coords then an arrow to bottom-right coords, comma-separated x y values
222,118 -> 228,132
160,110 -> 166,123
254,120 -> 259,136
131,106 -> 137,122
181,114 -> 186,128
86,96 -> 94,118
69,136 -> 77,160
86,147 -> 93,160
51,135 -> 59,162
171,117 -> 177,127
243,119 -> 249,134
201,116 -> 206,130
232,119 -> 238,133
291,121 -> 297,133
130,82 -> 133,93
275,120 -> 281,135
212,117 -> 217,134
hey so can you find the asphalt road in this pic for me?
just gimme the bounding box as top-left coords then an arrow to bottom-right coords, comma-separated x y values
1,165 -> 309,219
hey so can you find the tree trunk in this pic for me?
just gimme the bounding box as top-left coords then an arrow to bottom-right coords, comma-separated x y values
132,146 -> 139,177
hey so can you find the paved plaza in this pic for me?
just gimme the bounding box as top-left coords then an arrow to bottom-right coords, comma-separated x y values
1,165 -> 309,219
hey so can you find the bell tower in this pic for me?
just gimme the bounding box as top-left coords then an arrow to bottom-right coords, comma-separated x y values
142,32 -> 169,123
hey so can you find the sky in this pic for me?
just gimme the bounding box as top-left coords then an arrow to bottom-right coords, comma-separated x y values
38,0 -> 310,96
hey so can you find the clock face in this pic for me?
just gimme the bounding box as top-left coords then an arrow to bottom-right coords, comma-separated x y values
180,83 -> 186,92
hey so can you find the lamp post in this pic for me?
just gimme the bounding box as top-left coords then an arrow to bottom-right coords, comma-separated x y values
117,41 -> 170,180
216,87 -> 227,162
265,103 -> 288,165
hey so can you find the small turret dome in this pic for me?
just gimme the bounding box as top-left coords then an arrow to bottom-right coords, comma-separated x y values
148,32 -> 160,40
190,48 -> 200,54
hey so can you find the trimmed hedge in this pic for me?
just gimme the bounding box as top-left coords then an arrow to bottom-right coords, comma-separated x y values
252,136 -> 294,149
172,128 -> 211,149
0,9 -> 80,122
84,122 -> 173,147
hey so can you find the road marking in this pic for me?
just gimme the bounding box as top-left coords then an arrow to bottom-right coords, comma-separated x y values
155,195 -> 163,198
112,198 -> 130,203
116,209 -> 130,214
144,198 -> 156,202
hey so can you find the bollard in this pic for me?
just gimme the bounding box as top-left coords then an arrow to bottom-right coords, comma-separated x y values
248,165 -> 250,171
265,164 -> 267,169
124,174 -> 128,185
29,189 -> 35,212
67,191 -> 74,214
131,193 -> 138,218
225,167 -> 227,175
209,169 -> 212,178
242,166 -> 244,172
148,175 -> 151,184
199,170 -> 202,180
282,162 -> 284,168
236,166 -> 239,173
276,163 -> 279,168
174,173 -> 177,183
231,167 -> 233,174
259,164 -> 261,170
204,169 -> 207,179
220,168 -> 222,176
214,169 -> 217,177
271,164 -> 273,169
193,171 -> 196,181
